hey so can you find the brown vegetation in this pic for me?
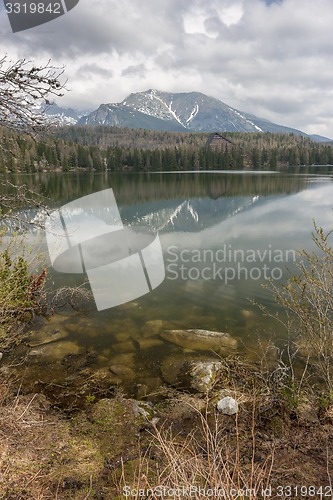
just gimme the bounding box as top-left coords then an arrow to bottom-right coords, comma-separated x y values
1,361 -> 333,499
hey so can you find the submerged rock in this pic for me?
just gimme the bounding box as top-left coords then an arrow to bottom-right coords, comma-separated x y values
62,350 -> 98,372
136,377 -> 164,399
117,302 -> 140,311
113,339 -> 137,353
108,352 -> 136,367
114,331 -> 131,342
142,319 -> 165,337
28,341 -> 81,362
109,364 -> 136,380
28,328 -> 68,347
241,309 -> 256,320
133,337 -> 164,350
241,309 -> 257,329
161,356 -> 188,386
244,339 -> 279,368
161,329 -> 237,354
83,367 -> 122,387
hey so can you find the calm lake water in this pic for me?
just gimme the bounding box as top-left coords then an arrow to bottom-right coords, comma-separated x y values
2,169 -> 333,398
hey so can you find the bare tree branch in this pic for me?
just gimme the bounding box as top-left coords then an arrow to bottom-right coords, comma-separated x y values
0,55 -> 67,137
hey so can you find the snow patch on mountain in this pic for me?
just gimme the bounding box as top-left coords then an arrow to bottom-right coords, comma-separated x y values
233,109 -> 263,132
163,98 -> 187,128
186,104 -> 199,125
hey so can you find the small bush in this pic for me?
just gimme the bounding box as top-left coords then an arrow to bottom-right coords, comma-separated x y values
0,241 -> 47,349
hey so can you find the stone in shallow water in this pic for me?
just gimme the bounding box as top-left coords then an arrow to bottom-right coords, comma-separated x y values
161,355 -> 222,392
62,350 -> 97,372
241,309 -> 256,320
161,329 -> 237,354
161,356 -> 187,386
142,319 -> 165,337
28,328 -> 68,347
241,309 -> 258,329
133,338 -> 164,350
109,352 -> 136,367
111,318 -> 137,339
244,339 -> 278,368
109,364 -> 136,380
86,367 -> 122,387
28,341 -> 81,362
114,331 -> 131,342
117,302 -> 140,311
136,377 -> 164,399
113,339 -> 137,353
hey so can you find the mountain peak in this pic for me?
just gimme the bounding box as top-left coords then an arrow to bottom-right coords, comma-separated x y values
76,89 -> 309,136
116,89 -> 266,132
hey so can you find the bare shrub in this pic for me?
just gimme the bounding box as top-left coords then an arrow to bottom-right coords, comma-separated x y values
265,223 -> 333,391
116,403 -> 274,499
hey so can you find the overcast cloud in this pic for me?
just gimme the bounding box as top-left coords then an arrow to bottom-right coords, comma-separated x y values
1,0 -> 333,137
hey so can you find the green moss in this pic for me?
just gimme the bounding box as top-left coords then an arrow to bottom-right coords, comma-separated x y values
280,383 -> 303,409
70,396 -> 153,462
85,394 -> 96,405
318,391 -> 333,411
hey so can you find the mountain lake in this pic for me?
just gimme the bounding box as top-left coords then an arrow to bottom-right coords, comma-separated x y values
1,168 -> 333,403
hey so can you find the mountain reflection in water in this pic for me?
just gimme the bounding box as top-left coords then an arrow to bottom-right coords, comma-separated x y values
1,170 -> 333,396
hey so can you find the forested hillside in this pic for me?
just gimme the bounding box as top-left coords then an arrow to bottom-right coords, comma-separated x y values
0,125 -> 333,173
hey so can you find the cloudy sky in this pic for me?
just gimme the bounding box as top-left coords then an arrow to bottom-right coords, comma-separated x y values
1,0 -> 333,137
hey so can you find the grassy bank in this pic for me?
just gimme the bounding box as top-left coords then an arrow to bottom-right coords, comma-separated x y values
1,357 -> 333,499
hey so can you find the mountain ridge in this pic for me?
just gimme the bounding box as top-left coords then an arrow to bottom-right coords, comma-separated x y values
79,88 -> 300,134
46,89 -> 332,140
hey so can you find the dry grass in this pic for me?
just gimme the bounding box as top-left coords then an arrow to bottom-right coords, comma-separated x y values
0,384 -> 55,498
116,400 -> 274,500
0,384 -> 104,499
0,378 -> 333,499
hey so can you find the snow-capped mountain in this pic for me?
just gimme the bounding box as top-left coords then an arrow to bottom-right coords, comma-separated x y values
42,104 -> 88,126
78,89 -> 307,135
77,101 -> 186,131
46,90 -> 331,140
119,195 -> 263,233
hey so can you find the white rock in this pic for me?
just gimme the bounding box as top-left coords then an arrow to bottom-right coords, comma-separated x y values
216,396 -> 238,415
190,361 -> 222,393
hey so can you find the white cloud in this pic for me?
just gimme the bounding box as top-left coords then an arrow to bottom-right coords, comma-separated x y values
1,0 -> 333,137
216,2 -> 244,27
183,8 -> 208,35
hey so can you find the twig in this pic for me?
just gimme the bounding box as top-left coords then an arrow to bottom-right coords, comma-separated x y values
16,393 -> 38,421
83,475 -> 93,499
